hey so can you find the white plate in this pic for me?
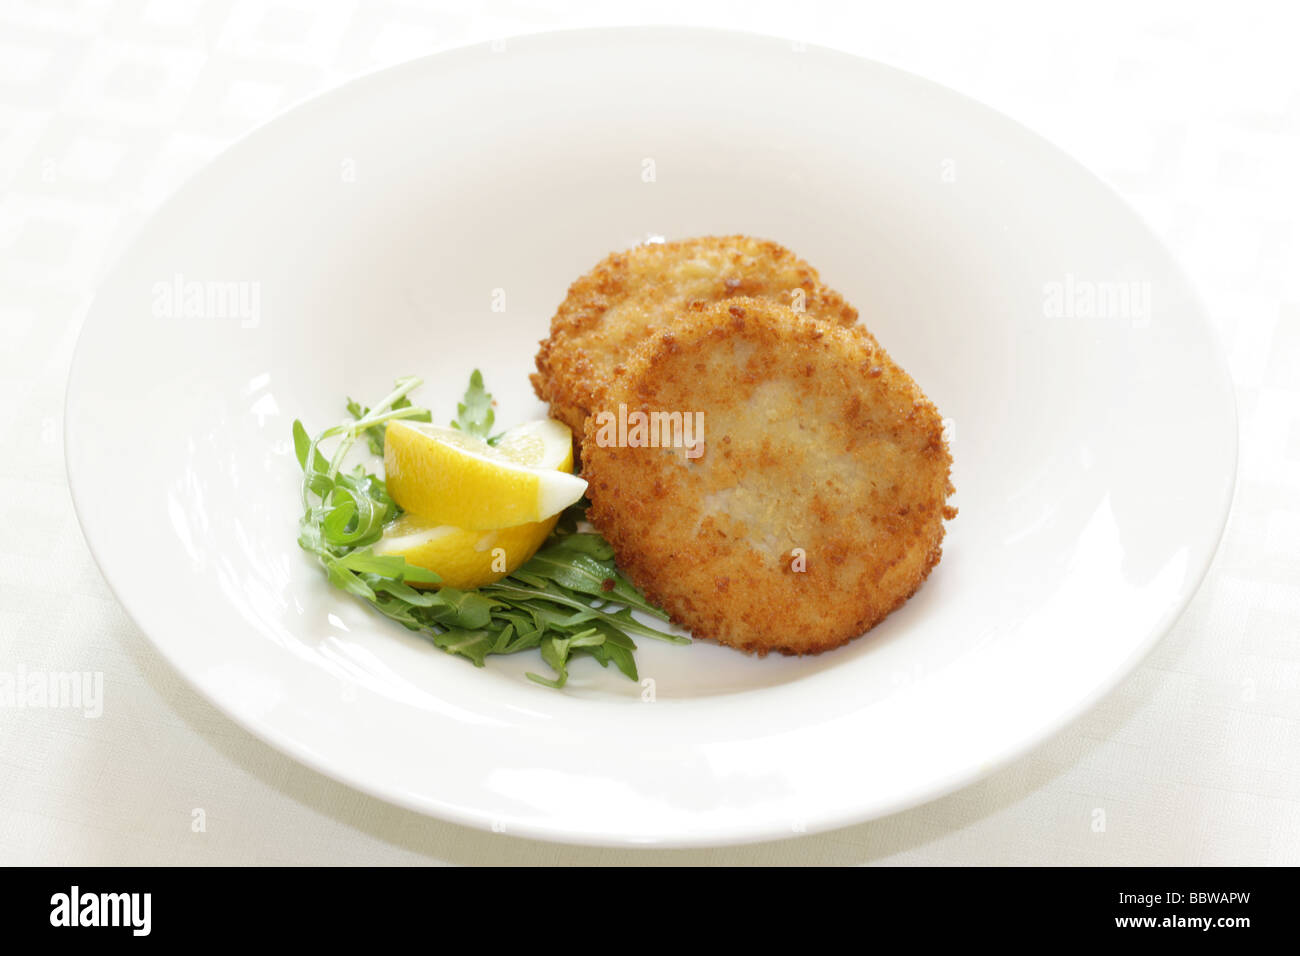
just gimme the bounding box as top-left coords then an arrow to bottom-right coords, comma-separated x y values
66,27 -> 1237,847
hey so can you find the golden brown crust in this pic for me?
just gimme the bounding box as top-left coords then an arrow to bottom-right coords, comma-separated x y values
580,298 -> 956,656
532,235 -> 862,434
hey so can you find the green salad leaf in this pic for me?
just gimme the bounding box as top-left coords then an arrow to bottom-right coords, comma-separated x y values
346,390 -> 432,456
293,374 -> 686,689
451,368 -> 495,439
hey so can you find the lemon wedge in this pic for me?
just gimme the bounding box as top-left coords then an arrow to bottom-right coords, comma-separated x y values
384,418 -> 585,530
374,513 -> 558,589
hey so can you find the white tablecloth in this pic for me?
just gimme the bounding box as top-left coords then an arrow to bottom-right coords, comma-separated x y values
2,0 -> 1296,865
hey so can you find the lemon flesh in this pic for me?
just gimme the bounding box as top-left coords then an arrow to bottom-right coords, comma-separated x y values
375,513 -> 558,589
384,419 -> 585,530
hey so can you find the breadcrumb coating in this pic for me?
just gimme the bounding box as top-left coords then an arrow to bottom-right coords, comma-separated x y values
532,235 -> 861,435
580,298 -> 956,655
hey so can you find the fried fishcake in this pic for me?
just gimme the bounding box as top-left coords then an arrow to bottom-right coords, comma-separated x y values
581,298 -> 956,655
532,236 -> 860,434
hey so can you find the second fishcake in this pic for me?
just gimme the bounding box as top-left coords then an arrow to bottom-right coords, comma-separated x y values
532,235 -> 860,435
581,297 -> 956,655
